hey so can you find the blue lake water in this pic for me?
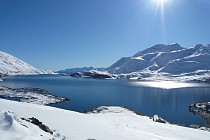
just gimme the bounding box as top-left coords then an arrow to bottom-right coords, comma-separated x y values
1,75 -> 210,126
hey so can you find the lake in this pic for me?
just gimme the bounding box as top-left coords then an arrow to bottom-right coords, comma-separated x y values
1,75 -> 210,126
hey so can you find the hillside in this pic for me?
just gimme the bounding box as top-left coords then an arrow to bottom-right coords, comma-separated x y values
0,51 -> 52,75
0,99 -> 209,140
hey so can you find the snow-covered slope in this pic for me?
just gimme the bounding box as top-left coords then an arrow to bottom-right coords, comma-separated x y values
108,44 -> 210,75
0,111 -> 55,140
0,51 -> 52,75
160,54 -> 210,74
1,99 -> 210,140
109,57 -> 131,70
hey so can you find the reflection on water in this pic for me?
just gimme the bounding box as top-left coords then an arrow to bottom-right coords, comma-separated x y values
129,81 -> 210,89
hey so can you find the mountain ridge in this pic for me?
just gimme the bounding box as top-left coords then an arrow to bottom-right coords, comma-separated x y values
108,43 -> 210,74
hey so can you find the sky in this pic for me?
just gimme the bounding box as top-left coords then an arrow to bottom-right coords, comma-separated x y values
0,0 -> 210,71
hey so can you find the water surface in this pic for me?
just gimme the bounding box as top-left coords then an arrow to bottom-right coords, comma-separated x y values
1,75 -> 210,126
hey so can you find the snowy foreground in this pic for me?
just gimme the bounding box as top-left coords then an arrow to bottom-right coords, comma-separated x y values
1,99 -> 210,140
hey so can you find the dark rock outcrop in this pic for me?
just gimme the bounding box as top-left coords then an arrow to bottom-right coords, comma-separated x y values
189,102 -> 210,128
70,71 -> 115,79
152,115 -> 167,124
22,117 -> 53,134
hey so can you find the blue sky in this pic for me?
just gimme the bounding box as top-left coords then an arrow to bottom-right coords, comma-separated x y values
0,0 -> 210,70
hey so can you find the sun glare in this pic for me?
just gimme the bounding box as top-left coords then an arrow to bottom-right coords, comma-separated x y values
156,0 -> 165,4
153,0 -> 171,9
154,0 -> 167,9
150,0 -> 172,42
141,0 -> 173,43
155,0 -> 168,5
129,81 -> 209,89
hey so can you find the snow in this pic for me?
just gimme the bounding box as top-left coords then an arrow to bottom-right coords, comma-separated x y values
115,70 -> 210,83
0,99 -> 210,140
0,50 -> 53,75
160,54 -> 210,74
108,57 -> 130,70
0,111 -> 53,140
109,58 -> 149,74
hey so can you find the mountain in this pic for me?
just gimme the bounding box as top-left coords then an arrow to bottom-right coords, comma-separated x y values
0,51 -> 52,75
57,67 -> 94,74
159,44 -> 210,74
56,43 -> 210,81
108,44 -> 210,75
57,67 -> 106,74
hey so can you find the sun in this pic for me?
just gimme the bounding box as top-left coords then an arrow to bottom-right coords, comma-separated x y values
153,0 -> 170,12
155,0 -> 167,5
156,0 -> 167,2
154,0 -> 170,6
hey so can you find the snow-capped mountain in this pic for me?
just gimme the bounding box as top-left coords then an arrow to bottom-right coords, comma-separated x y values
57,67 -> 106,74
57,67 -> 95,74
0,51 -> 52,75
108,44 -> 210,75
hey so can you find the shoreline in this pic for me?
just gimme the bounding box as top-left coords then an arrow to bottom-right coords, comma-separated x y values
0,85 -> 69,105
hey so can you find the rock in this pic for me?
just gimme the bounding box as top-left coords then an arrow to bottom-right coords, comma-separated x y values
26,117 -> 53,134
70,70 -> 115,79
70,72 -> 82,77
189,102 -> 210,128
152,115 -> 167,124
0,85 -> 69,105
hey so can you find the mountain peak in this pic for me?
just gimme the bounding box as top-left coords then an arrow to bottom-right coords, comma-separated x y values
133,43 -> 184,57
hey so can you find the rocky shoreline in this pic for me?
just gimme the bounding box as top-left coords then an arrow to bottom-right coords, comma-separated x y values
0,85 -> 69,105
189,102 -> 210,130
70,70 -> 116,79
